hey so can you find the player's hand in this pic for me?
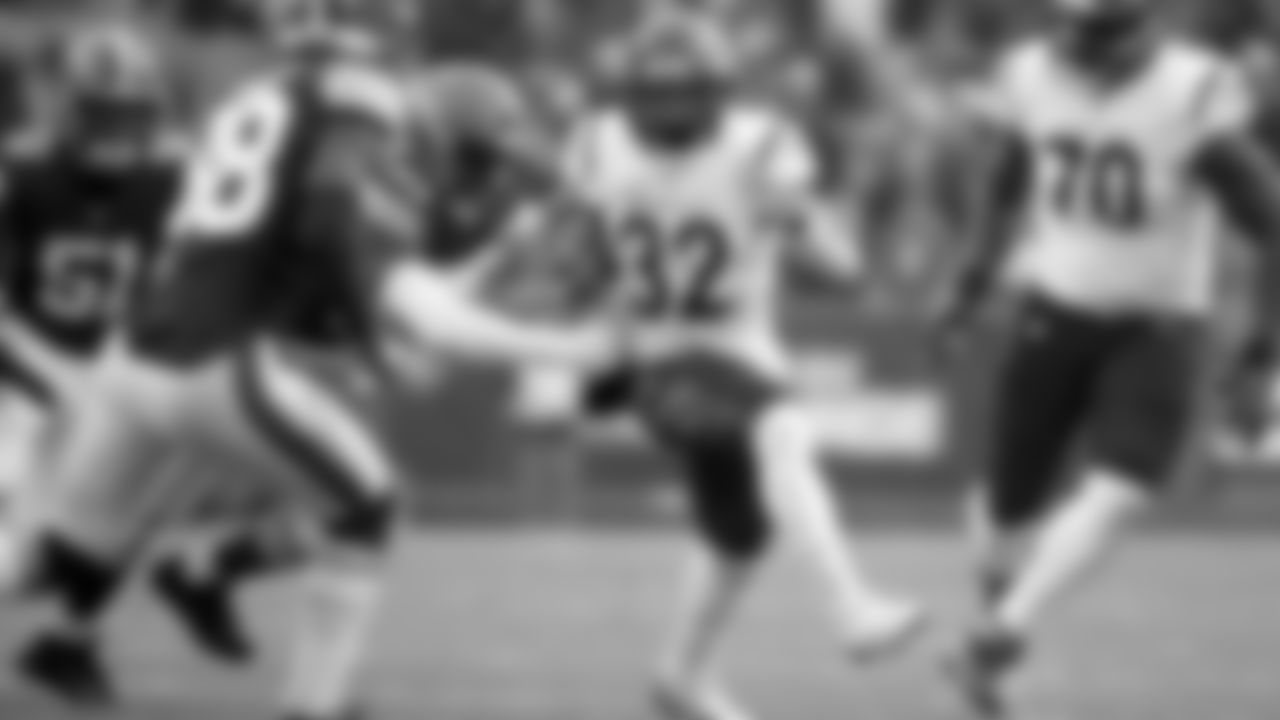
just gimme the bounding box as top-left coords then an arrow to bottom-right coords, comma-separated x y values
556,322 -> 629,371
929,278 -> 985,368
1221,335 -> 1278,447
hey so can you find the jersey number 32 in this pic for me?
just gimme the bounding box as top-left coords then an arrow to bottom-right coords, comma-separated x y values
608,215 -> 732,320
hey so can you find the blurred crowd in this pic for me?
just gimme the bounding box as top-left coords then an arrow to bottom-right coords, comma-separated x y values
2,0 -> 1279,318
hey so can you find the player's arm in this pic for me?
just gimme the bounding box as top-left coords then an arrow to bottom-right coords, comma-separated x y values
1194,132 -> 1280,350
947,124 -> 1032,322
306,114 -> 615,369
1189,66 -> 1280,363
758,121 -> 861,283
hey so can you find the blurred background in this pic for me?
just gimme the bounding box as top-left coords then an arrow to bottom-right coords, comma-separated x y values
3,0 -> 1280,527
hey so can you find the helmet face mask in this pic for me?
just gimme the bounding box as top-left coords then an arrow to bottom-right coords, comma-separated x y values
1055,0 -> 1157,79
618,19 -> 734,153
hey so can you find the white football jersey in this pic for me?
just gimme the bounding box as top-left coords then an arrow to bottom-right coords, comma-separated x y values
976,39 -> 1254,315
563,104 -> 816,379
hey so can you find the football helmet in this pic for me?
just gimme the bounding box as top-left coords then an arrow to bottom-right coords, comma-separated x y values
1054,0 -> 1157,77
407,64 -> 531,149
56,24 -> 168,162
615,12 -> 736,152
261,0 -> 410,58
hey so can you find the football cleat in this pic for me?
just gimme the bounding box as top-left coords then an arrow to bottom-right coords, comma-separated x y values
652,675 -> 750,720
15,632 -> 116,707
943,625 -> 1028,720
846,598 -> 930,664
152,558 -> 256,664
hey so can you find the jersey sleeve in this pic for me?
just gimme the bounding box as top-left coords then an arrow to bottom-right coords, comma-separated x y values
960,42 -> 1038,127
754,115 -> 819,193
1192,59 -> 1255,140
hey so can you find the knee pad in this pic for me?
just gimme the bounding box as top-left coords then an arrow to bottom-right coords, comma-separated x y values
326,495 -> 397,550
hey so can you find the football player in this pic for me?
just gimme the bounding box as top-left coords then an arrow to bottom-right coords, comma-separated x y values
561,14 -> 924,720
0,23 -> 187,703
149,60 -> 558,670
22,3 -> 620,720
943,0 -> 1280,715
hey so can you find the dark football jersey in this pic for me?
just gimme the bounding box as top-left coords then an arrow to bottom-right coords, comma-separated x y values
0,139 -> 179,356
131,58 -> 411,365
423,135 -> 535,266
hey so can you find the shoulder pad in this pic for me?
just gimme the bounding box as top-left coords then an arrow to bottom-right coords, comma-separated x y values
1166,42 -> 1255,138
148,130 -> 191,164
997,39 -> 1052,86
561,108 -> 621,185
320,62 -> 407,129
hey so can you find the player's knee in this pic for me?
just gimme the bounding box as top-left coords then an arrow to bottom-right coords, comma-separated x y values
685,437 -> 774,563
326,494 -> 397,550
1074,468 -> 1153,523
986,476 -> 1059,533
753,403 -> 816,459
699,505 -> 773,562
1092,430 -> 1183,495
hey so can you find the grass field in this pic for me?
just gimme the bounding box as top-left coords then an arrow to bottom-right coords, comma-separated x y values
1,530 -> 1278,720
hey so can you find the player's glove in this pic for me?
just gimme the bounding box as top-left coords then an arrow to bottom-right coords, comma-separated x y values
930,265 -> 994,367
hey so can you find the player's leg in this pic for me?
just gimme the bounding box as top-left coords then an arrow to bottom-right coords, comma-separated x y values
966,299 -> 1101,613
751,402 -> 924,656
189,345 -> 398,720
954,313 -> 1205,717
148,455 -> 311,664
947,297 -> 1105,717
989,320 -> 1204,635
10,356 -> 174,706
0,389 -> 54,592
652,429 -> 771,720
0,329 -> 77,594
639,352 -> 921,720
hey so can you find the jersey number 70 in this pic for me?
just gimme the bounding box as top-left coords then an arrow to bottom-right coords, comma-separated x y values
1046,136 -> 1147,231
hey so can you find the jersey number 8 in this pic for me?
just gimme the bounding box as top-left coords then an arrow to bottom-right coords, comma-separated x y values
172,83 -> 295,241
1047,136 -> 1147,231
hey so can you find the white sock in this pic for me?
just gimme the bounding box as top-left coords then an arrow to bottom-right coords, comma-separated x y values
752,405 -> 887,638
997,471 -> 1148,633
659,547 -> 755,687
282,563 -> 385,718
